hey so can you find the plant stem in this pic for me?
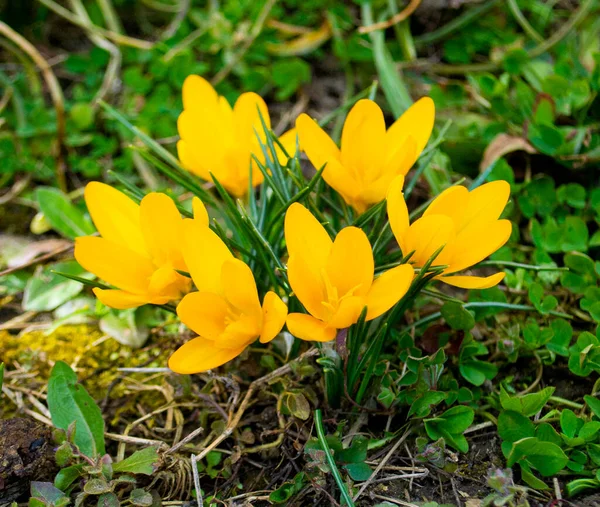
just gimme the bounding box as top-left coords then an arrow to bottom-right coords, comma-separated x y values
507,0 -> 544,42
36,0 -> 153,49
477,260 -> 568,272
408,302 -> 574,330
314,409 -> 355,507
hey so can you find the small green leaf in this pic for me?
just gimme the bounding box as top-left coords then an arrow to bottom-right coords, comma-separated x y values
441,302 -> 475,331
528,124 -> 564,156
285,392 -> 311,421
83,478 -> 111,494
425,406 -> 474,453
269,472 -> 305,504
70,103 -> 95,130
564,252 -> 596,278
499,386 -> 554,417
344,462 -> 372,481
547,319 -> 573,356
557,183 -> 586,209
507,437 -> 568,476
562,216 -> 588,252
459,359 -> 498,386
97,492 -> 120,507
31,482 -> 68,503
36,187 -> 95,239
520,463 -> 550,490
497,411 -> 535,443
579,421 -> 600,441
113,446 -> 159,475
47,361 -> 105,458
560,409 -> 583,439
585,395 -> 600,419
587,443 -> 600,466
54,464 -> 84,491
129,489 -> 153,507
337,437 -> 368,464
23,261 -> 93,312
0,363 -> 4,393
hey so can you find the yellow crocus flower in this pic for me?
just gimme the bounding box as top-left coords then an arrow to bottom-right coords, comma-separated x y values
387,177 -> 512,289
284,203 -> 413,342
169,220 -> 288,373
295,97 -> 434,214
177,75 -> 297,197
75,182 -> 207,309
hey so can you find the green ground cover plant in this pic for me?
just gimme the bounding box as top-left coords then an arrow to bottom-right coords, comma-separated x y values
1,1 -> 599,506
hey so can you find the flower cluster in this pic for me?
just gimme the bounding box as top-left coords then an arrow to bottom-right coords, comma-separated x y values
75,75 -> 511,374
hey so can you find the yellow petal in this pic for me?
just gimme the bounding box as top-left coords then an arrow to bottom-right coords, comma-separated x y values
386,97 -> 435,165
84,182 -> 146,256
259,291 -> 288,343
177,140 -> 211,181
441,272 -> 505,289
285,203 -> 332,319
321,157 -> 359,207
287,254 -> 327,320
147,266 -> 190,302
325,226 -> 374,298
423,186 -> 469,227
460,180 -> 510,231
328,296 -> 366,328
386,175 -> 409,253
192,197 -> 209,226
233,91 -> 270,144
381,134 -> 417,178
168,336 -> 246,374
286,313 -> 336,342
219,316 -> 261,348
93,288 -> 149,309
340,99 -> 386,180
365,263 -> 414,320
285,203 -> 332,274
75,236 -> 154,294
296,113 -> 340,171
405,215 -> 456,267
447,219 -> 512,273
221,259 -> 261,319
140,193 -> 185,269
182,75 -> 218,111
276,127 -> 298,164
177,111 -> 230,182
362,147 -> 414,207
182,219 -> 233,293
176,291 -> 228,340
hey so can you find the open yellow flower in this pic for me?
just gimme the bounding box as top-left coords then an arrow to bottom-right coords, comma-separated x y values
177,75 -> 297,197
284,203 -> 413,342
296,97 -> 434,214
75,182 -> 207,309
387,177 -> 512,289
169,220 -> 288,373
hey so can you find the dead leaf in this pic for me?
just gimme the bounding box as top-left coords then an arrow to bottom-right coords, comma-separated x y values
267,21 -> 331,56
480,133 -> 536,171
6,237 -> 71,268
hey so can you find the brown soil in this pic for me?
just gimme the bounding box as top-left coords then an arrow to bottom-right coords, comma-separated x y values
0,418 -> 58,504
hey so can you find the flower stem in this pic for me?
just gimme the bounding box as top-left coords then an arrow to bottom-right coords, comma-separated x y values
314,409 -> 355,507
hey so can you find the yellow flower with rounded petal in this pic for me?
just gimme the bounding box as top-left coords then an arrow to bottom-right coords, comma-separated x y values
169,220 -> 288,374
74,182 -> 208,309
387,177 -> 512,289
177,75 -> 297,197
295,97 -> 434,214
284,203 -> 413,342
